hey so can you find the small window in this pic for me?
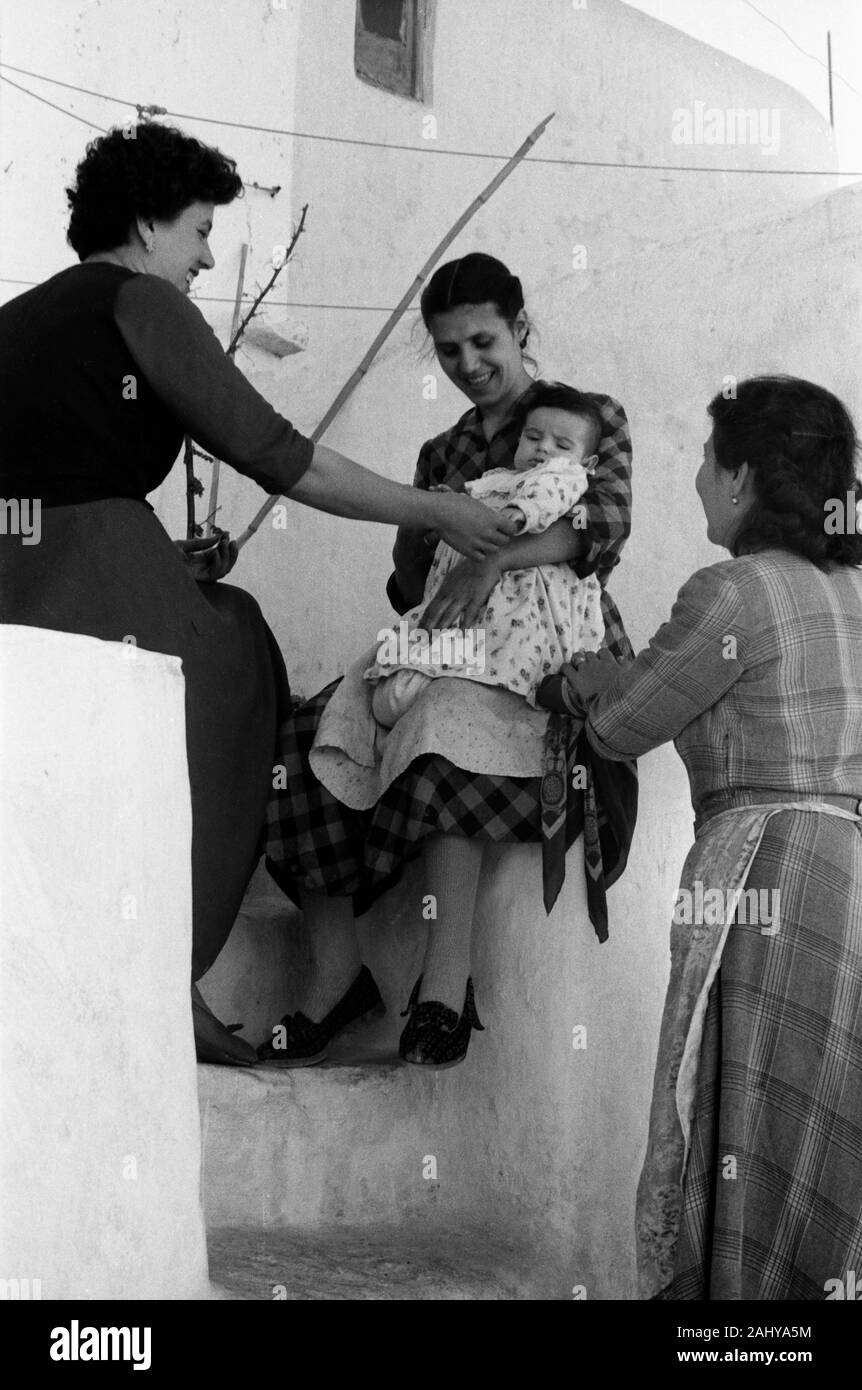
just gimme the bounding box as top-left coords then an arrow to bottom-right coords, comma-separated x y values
354,0 -> 431,101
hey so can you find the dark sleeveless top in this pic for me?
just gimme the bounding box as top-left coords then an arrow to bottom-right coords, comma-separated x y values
0,263 -> 313,506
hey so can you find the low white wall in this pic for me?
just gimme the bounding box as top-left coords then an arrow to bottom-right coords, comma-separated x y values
0,627 -> 210,1300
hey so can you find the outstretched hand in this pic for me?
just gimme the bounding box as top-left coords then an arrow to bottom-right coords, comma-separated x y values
432,489 -> 519,562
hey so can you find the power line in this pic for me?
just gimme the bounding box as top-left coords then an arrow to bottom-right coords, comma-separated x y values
0,275 -> 419,312
739,0 -> 862,100
1,59 -> 860,177
0,62 -> 137,110
0,74 -> 107,134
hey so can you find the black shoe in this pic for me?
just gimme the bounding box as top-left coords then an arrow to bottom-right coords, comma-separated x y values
192,985 -> 257,1067
398,975 -> 484,1069
257,965 -> 384,1066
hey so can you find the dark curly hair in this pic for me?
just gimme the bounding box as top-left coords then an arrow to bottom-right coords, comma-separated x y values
420,252 -> 536,366
514,382 -> 604,455
66,123 -> 243,259
708,375 -> 862,570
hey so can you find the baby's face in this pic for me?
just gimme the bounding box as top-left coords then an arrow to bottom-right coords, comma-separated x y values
513,406 -> 597,472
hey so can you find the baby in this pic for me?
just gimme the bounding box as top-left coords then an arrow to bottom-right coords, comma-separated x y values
366,383 -> 606,725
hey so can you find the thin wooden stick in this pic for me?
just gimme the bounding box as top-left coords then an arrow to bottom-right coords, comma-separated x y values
235,112 -> 555,552
206,242 -> 248,534
183,436 -> 198,538
229,205 -> 308,357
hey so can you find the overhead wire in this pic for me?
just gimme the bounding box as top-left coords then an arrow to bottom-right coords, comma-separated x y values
1,59 -> 860,176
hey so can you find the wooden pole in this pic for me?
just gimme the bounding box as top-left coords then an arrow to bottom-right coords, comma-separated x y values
206,242 -> 248,534
229,205 -> 308,358
183,437 -> 198,538
235,111 -> 556,552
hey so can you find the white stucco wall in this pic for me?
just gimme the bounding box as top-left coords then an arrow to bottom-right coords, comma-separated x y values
0,0 -> 841,676
0,629 -> 209,1299
1,0 -> 857,1297
175,0 -> 838,695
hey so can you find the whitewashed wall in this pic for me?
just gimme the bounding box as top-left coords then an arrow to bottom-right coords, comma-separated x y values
1,0 -> 855,1298
0,629 -> 209,1299
0,0 -> 839,678
155,0 -> 837,693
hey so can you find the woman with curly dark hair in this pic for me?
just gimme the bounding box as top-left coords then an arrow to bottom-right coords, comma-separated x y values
0,124 -> 515,1064
540,375 -> 862,1299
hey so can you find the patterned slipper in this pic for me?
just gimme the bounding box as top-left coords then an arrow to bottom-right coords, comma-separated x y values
257,965 -> 384,1066
398,974 -> 484,1068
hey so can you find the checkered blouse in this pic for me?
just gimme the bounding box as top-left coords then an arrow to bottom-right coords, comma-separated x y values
386,383 -> 634,661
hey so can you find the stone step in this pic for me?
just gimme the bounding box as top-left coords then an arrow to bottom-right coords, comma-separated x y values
196,769 -> 686,1300
197,1023 -> 598,1300
198,1029 -> 535,1244
206,1224 -> 544,1300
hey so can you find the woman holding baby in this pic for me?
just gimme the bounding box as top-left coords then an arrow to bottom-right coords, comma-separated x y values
261,251 -> 637,1067
263,252 -> 862,1298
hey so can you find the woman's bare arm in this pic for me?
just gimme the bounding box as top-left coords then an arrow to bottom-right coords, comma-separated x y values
287,444 -> 518,560
113,279 -> 516,563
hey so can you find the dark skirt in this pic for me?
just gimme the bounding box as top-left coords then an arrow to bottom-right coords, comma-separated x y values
658,810 -> 862,1299
264,680 -> 549,917
0,498 -> 292,979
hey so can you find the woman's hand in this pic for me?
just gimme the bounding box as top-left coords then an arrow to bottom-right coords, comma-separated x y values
431,490 -> 519,562
562,650 -> 622,700
422,556 -> 502,631
536,650 -> 622,712
175,531 -> 238,583
286,445 -> 517,557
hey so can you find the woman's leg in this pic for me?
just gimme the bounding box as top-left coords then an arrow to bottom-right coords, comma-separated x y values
295,835 -> 483,1022
417,834 -> 484,1012
294,891 -> 363,1022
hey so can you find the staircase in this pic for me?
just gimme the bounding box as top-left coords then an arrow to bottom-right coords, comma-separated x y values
198,902 -> 571,1300
196,797 -> 677,1300
199,1031 -> 558,1300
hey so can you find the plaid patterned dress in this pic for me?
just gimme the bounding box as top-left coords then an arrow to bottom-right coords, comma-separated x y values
572,549 -> 862,1299
264,384 -> 633,916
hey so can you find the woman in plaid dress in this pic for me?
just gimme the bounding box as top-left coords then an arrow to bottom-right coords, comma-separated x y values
260,253 -> 635,1068
544,376 -> 862,1300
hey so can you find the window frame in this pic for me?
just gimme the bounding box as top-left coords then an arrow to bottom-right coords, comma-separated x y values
354,0 -> 433,103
